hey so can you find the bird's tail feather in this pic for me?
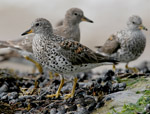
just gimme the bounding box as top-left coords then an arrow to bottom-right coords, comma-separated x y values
95,53 -> 118,65
99,57 -> 118,65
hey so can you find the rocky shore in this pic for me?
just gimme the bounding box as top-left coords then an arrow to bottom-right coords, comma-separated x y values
0,61 -> 150,114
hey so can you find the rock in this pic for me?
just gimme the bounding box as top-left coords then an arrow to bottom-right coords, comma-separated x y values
112,83 -> 119,92
95,101 -> 105,108
103,70 -> 115,82
0,84 -> 8,92
50,108 -> 57,114
57,106 -> 66,114
75,107 -> 90,114
1,94 -> 8,101
119,82 -> 126,88
43,110 -> 49,114
9,99 -> 18,104
68,104 -> 77,111
93,90 -> 143,114
8,92 -> 18,100
87,102 -> 96,111
0,92 -> 7,99
96,78 -> 102,83
145,104 -> 150,113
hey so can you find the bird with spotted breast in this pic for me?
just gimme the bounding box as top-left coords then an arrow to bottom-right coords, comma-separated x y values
21,18 -> 118,99
0,7 -> 93,74
95,15 -> 147,72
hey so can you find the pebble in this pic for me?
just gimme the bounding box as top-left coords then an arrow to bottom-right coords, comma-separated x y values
50,108 -> 57,114
87,102 -> 96,111
8,92 -> 18,100
2,61 -> 143,114
68,104 -> 77,111
145,104 -> 150,112
0,92 -> 7,99
75,107 -> 90,114
0,84 -> 8,92
57,106 -> 66,114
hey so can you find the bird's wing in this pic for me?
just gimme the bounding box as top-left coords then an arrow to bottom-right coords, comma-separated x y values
58,40 -> 117,65
95,34 -> 121,55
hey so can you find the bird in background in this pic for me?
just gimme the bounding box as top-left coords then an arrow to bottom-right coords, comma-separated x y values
95,15 -> 147,73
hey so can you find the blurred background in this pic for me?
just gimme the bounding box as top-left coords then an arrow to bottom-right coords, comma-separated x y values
0,0 -> 150,72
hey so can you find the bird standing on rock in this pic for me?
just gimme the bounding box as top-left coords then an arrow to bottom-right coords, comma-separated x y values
21,18 -> 118,99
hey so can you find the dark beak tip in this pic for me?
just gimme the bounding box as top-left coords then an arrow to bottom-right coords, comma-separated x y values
90,20 -> 94,23
21,33 -> 25,36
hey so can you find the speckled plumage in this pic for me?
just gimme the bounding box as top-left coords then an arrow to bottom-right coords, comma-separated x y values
22,18 -> 117,75
21,18 -> 117,99
96,15 -> 147,63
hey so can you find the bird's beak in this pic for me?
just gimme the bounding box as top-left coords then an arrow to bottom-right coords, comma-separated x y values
21,29 -> 33,36
139,24 -> 148,31
81,16 -> 93,23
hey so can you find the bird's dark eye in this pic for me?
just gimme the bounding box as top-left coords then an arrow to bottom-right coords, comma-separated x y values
74,13 -> 78,16
132,22 -> 135,24
35,23 -> 39,26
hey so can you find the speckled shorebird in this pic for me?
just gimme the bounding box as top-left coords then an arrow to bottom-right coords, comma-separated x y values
21,18 -> 117,99
95,15 -> 147,72
0,8 -> 93,74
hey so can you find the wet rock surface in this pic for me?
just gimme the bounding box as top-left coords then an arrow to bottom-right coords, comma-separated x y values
0,61 -> 150,114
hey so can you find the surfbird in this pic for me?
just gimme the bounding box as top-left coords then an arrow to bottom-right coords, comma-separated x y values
21,18 -> 117,99
54,7 -> 93,42
95,15 -> 147,72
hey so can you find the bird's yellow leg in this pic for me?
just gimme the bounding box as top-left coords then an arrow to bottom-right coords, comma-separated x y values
24,56 -> 43,74
112,64 -> 116,72
20,77 -> 39,95
64,77 -> 78,99
46,75 -> 64,98
55,73 -> 59,77
125,63 -> 139,73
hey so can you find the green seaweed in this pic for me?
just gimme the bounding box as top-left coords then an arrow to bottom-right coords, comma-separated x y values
108,90 -> 150,114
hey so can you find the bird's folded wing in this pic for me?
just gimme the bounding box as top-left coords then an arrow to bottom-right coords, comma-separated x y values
58,40 -> 109,65
95,34 -> 121,55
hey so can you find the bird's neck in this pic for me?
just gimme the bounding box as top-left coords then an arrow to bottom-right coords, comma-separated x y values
63,19 -> 79,27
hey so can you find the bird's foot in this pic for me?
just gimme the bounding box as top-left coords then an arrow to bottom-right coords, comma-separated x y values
20,80 -> 39,95
64,93 -> 74,99
20,87 -> 34,95
46,91 -> 61,98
